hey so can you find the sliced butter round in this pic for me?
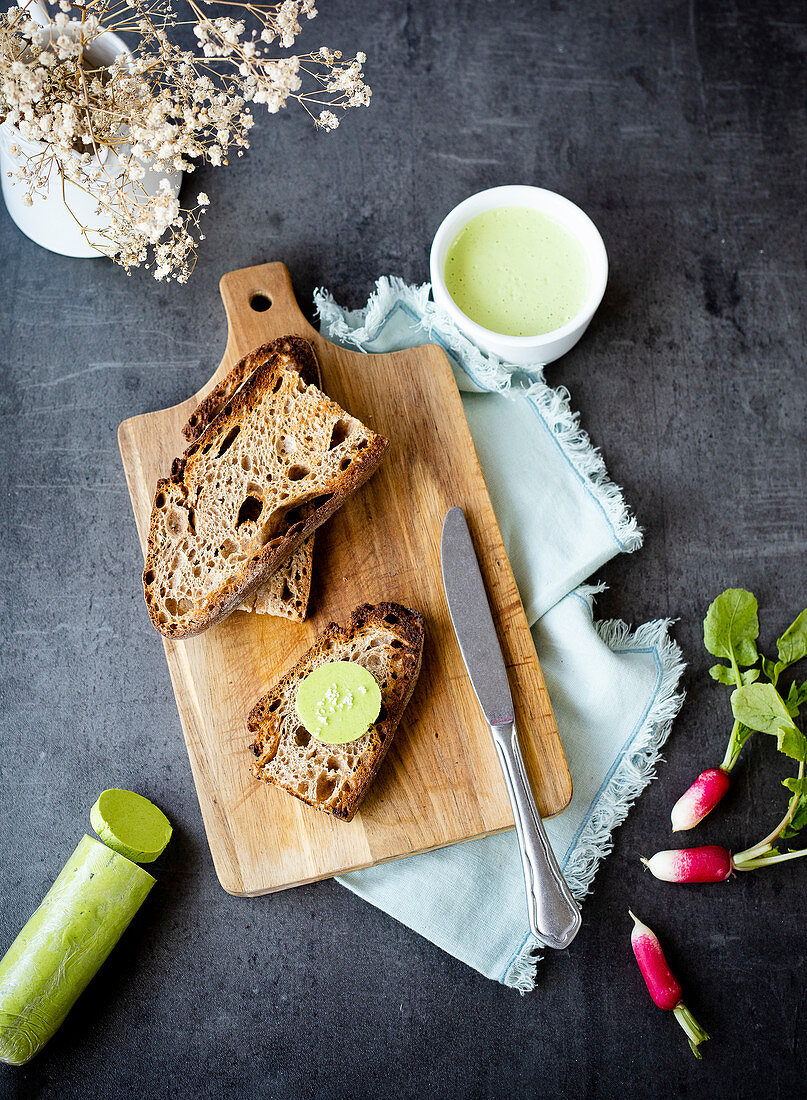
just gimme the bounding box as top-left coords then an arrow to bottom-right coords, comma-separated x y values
295,661 -> 381,745
90,789 -> 172,864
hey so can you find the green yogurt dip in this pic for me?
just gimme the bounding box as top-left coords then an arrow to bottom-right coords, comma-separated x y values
443,206 -> 590,337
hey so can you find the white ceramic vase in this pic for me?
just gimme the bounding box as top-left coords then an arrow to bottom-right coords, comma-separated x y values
0,18 -> 181,259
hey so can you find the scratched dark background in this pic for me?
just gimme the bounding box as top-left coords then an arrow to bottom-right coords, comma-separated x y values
1,1 -> 806,1097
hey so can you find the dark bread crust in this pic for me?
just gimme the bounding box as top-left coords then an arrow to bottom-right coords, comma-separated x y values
182,336 -> 320,442
143,341 -> 389,638
248,602 -> 425,821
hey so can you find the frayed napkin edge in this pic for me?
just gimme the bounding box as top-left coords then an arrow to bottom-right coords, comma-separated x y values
503,612 -> 686,992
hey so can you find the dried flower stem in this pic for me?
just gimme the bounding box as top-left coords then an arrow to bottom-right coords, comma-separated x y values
0,0 -> 371,279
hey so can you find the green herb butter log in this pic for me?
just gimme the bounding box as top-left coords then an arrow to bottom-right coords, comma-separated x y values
0,835 -> 155,1066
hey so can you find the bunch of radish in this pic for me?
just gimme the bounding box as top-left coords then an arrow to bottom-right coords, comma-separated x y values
630,589 -> 807,1057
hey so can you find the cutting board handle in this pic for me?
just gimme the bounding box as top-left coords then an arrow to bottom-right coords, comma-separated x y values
214,262 -> 320,388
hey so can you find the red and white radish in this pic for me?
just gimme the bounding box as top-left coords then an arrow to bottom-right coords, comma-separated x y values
671,768 -> 731,831
629,912 -> 709,1058
630,911 -> 682,1009
641,845 -> 733,883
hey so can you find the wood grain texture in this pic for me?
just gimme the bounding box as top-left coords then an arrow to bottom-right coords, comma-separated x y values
118,262 -> 571,895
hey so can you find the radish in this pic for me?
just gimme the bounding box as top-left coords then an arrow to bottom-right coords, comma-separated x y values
672,592 -> 807,833
643,834 -> 807,883
641,846 -> 733,883
671,768 -> 731,831
650,681 -> 807,882
629,912 -> 709,1058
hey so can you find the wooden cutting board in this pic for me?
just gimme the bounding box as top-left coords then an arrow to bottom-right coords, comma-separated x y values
119,262 -> 572,895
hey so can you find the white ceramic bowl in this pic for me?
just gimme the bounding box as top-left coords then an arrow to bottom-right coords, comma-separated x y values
429,185 -> 608,367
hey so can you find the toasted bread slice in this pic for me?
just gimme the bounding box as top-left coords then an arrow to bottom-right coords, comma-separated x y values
143,342 -> 389,638
248,603 -> 425,821
183,337 -> 316,623
236,545 -> 313,620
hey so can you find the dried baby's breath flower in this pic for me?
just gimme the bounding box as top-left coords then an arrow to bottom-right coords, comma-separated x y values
0,0 -> 371,280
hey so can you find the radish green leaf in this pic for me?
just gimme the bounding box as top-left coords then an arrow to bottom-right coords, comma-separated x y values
704,588 -> 759,667
731,682 -> 799,738
709,664 -> 758,686
776,609 -> 807,672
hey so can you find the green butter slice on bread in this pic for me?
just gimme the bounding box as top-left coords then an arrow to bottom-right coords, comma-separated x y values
295,660 -> 382,745
249,602 -> 425,821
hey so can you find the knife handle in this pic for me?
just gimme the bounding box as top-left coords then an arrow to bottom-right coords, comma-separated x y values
491,723 -> 582,950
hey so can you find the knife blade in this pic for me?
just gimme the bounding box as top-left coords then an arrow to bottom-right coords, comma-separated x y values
441,506 -> 581,950
440,506 -> 515,727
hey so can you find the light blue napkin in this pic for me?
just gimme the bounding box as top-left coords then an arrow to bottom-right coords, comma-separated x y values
315,279 -> 685,991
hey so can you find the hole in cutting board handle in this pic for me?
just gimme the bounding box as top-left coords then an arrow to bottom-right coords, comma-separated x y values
250,293 -> 272,312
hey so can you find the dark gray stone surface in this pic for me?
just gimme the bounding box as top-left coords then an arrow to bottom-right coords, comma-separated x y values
1,1 -> 805,1096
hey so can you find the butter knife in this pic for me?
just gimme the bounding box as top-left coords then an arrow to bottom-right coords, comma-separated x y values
440,507 -> 581,950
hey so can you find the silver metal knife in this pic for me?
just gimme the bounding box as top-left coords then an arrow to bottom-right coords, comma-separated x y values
440,506 -> 581,950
